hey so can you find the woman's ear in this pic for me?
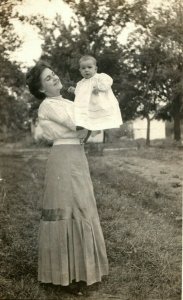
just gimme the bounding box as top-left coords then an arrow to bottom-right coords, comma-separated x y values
39,88 -> 45,93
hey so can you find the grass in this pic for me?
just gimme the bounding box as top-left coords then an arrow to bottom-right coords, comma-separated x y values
0,146 -> 182,300
89,155 -> 181,299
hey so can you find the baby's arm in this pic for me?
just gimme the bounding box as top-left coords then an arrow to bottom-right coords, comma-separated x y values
92,73 -> 113,94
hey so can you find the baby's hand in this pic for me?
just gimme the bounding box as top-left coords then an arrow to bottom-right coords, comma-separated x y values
92,86 -> 99,95
68,86 -> 75,94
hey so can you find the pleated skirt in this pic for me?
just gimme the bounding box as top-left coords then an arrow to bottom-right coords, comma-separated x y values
38,144 -> 108,286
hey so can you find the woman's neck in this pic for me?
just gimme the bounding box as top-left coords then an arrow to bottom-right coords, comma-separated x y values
48,94 -> 62,99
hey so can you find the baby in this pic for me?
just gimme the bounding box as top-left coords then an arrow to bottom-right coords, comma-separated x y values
68,55 -> 123,133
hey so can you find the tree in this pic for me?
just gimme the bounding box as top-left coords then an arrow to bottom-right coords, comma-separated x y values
154,0 -> 183,142
119,31 -> 171,145
24,0 -> 138,104
16,0 -> 182,145
0,0 -> 30,138
119,0 -> 183,144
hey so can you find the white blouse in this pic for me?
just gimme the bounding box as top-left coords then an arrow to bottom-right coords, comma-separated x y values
37,96 -> 84,142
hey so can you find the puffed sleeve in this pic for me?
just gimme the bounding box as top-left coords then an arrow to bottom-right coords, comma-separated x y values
94,73 -> 113,91
38,100 -> 76,131
34,121 -> 44,141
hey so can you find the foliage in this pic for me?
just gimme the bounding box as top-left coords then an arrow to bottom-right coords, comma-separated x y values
24,0 -> 182,142
24,0 -> 135,105
0,0 -> 30,135
118,0 -> 183,142
1,0 -> 183,142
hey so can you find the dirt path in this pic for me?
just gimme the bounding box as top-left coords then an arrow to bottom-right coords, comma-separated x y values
118,157 -> 183,187
107,155 -> 183,188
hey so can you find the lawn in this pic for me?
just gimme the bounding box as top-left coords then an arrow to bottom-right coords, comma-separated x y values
0,145 -> 182,300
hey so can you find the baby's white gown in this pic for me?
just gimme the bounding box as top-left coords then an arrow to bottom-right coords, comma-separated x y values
74,73 -> 123,131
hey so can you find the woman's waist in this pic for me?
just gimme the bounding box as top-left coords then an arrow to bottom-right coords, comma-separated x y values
53,138 -> 81,145
42,127 -> 79,143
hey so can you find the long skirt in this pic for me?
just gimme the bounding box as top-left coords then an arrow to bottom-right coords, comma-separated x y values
38,144 -> 108,286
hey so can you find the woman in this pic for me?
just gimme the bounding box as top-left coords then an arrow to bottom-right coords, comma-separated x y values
26,61 -> 108,294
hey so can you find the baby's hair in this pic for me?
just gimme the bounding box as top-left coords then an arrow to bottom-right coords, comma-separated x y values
79,55 -> 97,66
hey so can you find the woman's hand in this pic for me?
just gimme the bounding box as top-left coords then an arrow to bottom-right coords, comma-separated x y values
76,128 -> 88,139
76,129 -> 91,144
67,86 -> 76,94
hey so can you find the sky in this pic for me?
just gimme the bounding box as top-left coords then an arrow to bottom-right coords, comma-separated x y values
10,0 -> 170,68
11,0 -> 73,66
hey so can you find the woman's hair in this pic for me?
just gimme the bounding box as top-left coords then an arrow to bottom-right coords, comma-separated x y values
26,61 -> 52,100
79,55 -> 97,66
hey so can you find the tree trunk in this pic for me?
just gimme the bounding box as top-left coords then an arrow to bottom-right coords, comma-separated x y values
103,130 -> 106,143
146,116 -> 151,146
173,113 -> 181,141
172,94 -> 182,141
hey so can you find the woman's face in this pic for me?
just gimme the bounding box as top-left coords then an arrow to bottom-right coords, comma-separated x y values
40,68 -> 62,97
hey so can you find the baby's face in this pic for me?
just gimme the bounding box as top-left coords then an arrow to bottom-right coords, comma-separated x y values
79,59 -> 97,79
